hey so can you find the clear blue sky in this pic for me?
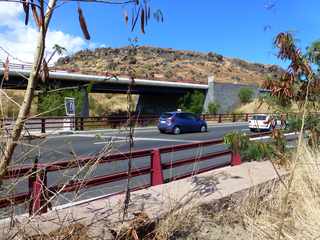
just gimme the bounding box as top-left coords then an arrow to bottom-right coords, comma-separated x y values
50,0 -> 320,67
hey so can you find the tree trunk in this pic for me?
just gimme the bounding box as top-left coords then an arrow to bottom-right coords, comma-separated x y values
0,0 -> 56,178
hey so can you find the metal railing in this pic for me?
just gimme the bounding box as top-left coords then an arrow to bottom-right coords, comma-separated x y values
2,112 -> 319,134
0,130 -> 289,216
2,112 -> 307,134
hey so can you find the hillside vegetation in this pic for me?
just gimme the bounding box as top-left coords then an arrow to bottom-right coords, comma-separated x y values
55,46 -> 283,85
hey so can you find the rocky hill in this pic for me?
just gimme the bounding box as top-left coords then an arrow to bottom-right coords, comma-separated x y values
55,46 -> 283,85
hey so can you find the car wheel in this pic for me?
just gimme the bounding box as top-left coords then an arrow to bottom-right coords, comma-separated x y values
173,126 -> 181,135
159,130 -> 165,134
200,125 -> 207,133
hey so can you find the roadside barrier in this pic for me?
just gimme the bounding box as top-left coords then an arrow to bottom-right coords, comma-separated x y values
1,112 -> 315,134
0,131 -> 292,216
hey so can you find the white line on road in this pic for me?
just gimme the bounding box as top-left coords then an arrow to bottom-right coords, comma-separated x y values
50,122 -> 249,137
93,137 -> 199,145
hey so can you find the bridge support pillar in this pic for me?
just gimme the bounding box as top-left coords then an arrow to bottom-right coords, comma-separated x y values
203,76 -> 215,113
80,86 -> 89,118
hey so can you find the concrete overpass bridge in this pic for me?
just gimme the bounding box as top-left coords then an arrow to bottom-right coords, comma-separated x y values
0,63 -> 263,116
0,64 -> 208,116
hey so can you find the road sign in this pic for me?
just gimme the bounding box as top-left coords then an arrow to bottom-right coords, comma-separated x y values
65,97 -> 75,116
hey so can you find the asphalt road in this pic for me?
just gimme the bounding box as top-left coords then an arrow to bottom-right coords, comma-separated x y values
12,122 -> 249,164
1,122 -> 254,214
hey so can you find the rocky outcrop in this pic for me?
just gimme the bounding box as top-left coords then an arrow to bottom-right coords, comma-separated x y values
55,46 -> 284,85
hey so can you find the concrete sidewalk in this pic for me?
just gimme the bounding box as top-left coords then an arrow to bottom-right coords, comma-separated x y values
0,160 -> 284,239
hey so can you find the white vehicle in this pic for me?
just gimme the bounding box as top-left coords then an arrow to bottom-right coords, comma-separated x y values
248,114 -> 276,132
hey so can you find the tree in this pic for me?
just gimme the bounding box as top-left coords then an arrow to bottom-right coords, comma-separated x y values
238,87 -> 254,103
0,0 -> 161,178
262,32 -> 319,107
178,91 -> 205,114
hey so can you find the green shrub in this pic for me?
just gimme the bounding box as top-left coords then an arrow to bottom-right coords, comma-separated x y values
224,131 -> 274,161
207,102 -> 220,114
178,91 -> 205,114
224,132 -> 249,154
38,89 -> 85,116
238,87 -> 254,103
241,142 -> 274,162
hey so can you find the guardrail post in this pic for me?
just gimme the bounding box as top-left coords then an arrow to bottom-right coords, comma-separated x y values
80,117 -> 84,130
232,114 -> 236,122
231,151 -> 241,166
41,118 -> 45,134
29,166 -> 48,215
75,117 -> 78,131
151,149 -> 164,186
218,114 -> 222,123
245,114 -> 249,122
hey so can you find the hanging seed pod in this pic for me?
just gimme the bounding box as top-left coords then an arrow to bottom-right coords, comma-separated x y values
40,59 -> 49,83
3,57 -> 9,81
124,10 -> 128,25
31,0 -> 42,28
131,7 -> 140,32
144,3 -> 148,25
131,8 -> 134,26
78,6 -> 90,40
22,0 -> 29,25
147,6 -> 151,19
135,0 -> 139,5
140,8 -> 145,34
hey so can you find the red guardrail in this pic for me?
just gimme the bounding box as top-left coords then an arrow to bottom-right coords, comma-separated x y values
0,131 -> 280,216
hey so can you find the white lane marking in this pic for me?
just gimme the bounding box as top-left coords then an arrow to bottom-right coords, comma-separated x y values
241,129 -> 250,132
250,132 -> 297,141
93,137 -> 199,145
94,140 -> 128,145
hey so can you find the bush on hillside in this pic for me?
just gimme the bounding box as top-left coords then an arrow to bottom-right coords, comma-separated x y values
178,91 -> 205,114
207,101 -> 220,114
239,87 -> 254,103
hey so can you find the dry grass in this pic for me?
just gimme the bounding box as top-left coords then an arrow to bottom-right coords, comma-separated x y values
28,223 -> 88,240
89,93 -> 138,116
245,143 -> 320,239
235,99 -> 299,114
0,90 -> 137,118
0,90 -> 38,118
153,142 -> 320,240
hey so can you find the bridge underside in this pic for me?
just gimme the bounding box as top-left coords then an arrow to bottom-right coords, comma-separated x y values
136,93 -> 185,115
1,74 -> 196,95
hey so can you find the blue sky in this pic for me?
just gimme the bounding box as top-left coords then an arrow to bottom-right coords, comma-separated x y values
1,0 -> 320,66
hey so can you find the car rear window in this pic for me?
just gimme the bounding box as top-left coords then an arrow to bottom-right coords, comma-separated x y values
252,115 -> 267,120
160,113 -> 173,118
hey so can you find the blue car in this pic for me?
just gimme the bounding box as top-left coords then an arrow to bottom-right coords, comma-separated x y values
157,112 -> 208,134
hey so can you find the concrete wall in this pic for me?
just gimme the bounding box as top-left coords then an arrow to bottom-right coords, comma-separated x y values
137,77 -> 259,115
204,77 -> 259,113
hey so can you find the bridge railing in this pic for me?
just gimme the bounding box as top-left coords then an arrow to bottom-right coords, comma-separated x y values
0,131 -> 281,217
